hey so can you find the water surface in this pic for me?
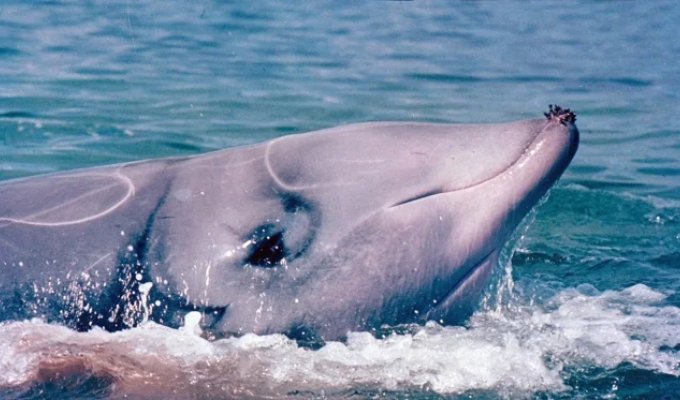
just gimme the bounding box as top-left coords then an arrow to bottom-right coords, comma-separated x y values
0,1 -> 679,399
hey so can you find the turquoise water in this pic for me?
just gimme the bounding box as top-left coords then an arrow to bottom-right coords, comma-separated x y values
1,1 -> 679,399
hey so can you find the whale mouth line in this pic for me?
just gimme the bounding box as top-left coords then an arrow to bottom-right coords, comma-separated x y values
425,249 -> 497,321
388,189 -> 444,208
388,120 -> 556,210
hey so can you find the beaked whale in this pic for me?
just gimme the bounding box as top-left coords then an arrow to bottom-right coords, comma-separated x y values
0,106 -> 579,344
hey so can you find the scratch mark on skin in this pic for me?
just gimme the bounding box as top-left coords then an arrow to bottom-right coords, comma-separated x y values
0,170 -> 135,227
264,138 -> 354,191
82,252 -> 113,274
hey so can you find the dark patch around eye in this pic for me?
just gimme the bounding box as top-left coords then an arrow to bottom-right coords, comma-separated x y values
245,224 -> 286,267
281,192 -> 308,213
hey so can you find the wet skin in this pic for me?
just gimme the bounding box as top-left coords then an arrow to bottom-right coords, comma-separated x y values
0,107 -> 579,343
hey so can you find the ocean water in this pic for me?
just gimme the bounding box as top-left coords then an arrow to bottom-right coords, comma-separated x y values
1,1 -> 679,399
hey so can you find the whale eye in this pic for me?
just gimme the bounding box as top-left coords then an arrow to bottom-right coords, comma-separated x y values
242,194 -> 318,269
245,224 -> 286,267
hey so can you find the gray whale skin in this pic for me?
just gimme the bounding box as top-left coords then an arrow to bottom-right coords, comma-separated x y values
0,106 -> 578,344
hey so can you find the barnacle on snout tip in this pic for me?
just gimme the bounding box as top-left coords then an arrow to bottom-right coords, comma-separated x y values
544,104 -> 576,125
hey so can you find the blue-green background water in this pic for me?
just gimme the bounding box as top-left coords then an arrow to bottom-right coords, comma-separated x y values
1,1 -> 679,399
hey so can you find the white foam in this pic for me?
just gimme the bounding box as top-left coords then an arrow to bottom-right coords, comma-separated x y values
179,310 -> 203,337
0,284 -> 677,398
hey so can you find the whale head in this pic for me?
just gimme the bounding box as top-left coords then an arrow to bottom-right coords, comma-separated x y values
143,106 -> 579,343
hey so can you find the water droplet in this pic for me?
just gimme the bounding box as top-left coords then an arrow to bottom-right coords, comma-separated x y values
138,282 -> 152,294
181,311 -> 203,336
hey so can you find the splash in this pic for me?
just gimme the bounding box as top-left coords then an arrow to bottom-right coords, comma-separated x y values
0,283 -> 677,399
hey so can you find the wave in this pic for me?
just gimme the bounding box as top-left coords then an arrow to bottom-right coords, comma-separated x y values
1,283 -> 677,399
